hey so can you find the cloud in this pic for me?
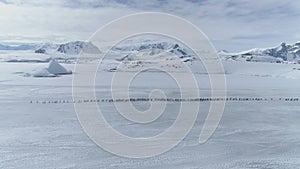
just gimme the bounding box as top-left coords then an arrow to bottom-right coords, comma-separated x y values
0,0 -> 300,51
0,0 -> 10,4
0,2 -> 136,42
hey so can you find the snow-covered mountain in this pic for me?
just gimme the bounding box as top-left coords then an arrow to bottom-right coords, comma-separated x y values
33,42 -> 59,54
0,41 -> 101,55
115,41 -> 194,60
57,41 -> 100,54
220,41 -> 300,63
0,41 -> 101,64
3,39 -> 300,65
108,41 -> 196,72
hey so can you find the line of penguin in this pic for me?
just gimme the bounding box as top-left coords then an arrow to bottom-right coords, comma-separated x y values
30,97 -> 300,104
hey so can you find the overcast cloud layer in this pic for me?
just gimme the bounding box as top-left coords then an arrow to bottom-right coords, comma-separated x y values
1,0 -> 300,51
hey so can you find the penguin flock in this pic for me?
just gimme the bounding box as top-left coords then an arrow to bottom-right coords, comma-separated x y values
29,97 -> 299,104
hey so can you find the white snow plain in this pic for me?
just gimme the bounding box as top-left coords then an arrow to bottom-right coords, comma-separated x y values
0,51 -> 300,169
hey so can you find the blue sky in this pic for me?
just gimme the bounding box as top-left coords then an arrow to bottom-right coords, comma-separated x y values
0,0 -> 300,51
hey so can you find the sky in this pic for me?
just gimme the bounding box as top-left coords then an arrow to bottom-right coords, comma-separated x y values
0,0 -> 300,52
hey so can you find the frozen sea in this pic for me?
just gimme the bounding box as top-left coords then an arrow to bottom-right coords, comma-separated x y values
1,59 -> 300,169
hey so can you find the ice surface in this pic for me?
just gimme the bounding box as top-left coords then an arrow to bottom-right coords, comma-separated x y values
30,68 -> 56,77
0,55 -> 300,168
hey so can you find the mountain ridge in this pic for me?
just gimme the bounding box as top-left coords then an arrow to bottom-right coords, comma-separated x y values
220,41 -> 300,63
